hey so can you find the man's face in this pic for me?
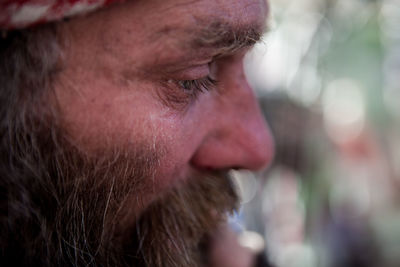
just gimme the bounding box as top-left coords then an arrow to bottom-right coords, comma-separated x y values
42,0 -> 274,264
54,0 -> 272,211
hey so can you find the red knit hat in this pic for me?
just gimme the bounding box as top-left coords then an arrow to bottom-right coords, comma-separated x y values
0,0 -> 124,30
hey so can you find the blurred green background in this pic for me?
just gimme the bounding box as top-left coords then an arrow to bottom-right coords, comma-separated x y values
235,0 -> 400,266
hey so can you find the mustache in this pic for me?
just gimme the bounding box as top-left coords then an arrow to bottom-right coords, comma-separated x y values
125,170 -> 238,267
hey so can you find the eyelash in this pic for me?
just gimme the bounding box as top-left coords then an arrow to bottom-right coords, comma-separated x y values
161,75 -> 218,108
177,76 -> 218,95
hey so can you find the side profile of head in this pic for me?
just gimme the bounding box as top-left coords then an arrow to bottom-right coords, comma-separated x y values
0,0 -> 273,266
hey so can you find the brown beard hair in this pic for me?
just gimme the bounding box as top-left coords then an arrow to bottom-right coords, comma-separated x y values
2,116 -> 238,267
126,171 -> 238,267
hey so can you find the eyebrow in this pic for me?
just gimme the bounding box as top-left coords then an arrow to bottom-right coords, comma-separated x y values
190,20 -> 264,54
153,18 -> 266,57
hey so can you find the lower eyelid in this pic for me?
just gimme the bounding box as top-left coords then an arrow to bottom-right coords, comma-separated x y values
157,80 -> 194,108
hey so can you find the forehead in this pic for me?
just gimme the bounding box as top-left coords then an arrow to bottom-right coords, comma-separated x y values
64,0 -> 268,41
60,0 -> 268,71
106,0 -> 268,30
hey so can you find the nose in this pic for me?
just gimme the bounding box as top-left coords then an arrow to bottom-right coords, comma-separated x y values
190,65 -> 274,171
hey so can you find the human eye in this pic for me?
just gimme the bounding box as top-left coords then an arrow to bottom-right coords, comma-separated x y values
161,75 -> 218,108
176,75 -> 217,95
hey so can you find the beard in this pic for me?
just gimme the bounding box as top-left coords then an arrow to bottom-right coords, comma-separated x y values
126,171 -> 238,267
1,117 -> 238,267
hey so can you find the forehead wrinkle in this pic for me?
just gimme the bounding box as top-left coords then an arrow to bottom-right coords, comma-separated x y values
151,18 -> 265,56
144,1 -> 270,66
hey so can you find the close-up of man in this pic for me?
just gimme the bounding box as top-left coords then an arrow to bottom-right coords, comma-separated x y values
0,0 -> 273,266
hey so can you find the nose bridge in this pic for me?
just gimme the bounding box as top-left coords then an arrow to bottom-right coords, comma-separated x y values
191,70 -> 274,171
224,76 -> 274,168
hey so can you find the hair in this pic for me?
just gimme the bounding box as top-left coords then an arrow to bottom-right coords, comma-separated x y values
0,25 -> 153,266
0,24 -> 63,264
0,24 -> 60,124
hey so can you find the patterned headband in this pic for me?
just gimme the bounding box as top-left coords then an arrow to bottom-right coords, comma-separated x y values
0,0 -> 123,30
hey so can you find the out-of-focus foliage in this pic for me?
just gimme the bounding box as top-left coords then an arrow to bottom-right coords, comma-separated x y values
236,0 -> 400,266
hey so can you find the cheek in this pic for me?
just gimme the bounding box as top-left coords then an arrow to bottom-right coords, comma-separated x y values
54,79 -> 204,186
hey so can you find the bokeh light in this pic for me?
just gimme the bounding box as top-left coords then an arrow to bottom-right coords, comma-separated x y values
239,0 -> 400,266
